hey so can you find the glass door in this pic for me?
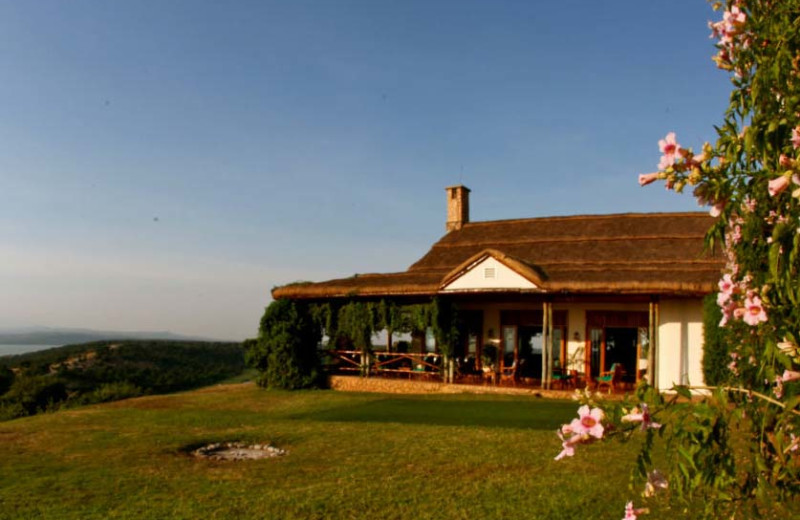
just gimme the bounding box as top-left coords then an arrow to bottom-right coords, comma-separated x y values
518,326 -> 543,379
589,328 -> 603,378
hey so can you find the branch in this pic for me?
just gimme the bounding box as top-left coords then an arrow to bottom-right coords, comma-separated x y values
686,385 -> 800,416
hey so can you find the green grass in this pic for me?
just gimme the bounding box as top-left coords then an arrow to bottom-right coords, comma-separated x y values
0,384 -> 680,519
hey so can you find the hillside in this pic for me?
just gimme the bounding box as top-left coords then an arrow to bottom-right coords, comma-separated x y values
0,340 -> 245,420
0,326 -> 215,346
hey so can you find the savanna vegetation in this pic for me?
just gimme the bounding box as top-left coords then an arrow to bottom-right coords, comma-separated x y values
0,340 -> 245,421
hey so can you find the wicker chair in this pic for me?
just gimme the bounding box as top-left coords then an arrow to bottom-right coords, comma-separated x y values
596,363 -> 624,393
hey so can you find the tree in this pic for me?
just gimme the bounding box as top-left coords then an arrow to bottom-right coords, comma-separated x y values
560,2 -> 800,518
246,300 -> 325,390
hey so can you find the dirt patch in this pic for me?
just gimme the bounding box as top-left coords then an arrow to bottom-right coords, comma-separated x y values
191,442 -> 287,461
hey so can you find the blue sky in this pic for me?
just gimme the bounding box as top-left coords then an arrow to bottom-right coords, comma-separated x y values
0,1 -> 730,340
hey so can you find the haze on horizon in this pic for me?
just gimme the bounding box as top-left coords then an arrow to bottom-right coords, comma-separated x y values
0,1 -> 729,341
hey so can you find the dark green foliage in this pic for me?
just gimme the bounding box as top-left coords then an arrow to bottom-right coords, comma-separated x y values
0,364 -> 13,395
431,297 -> 460,358
337,302 -> 374,352
247,300 -> 325,389
701,293 -> 729,386
85,381 -> 143,404
0,340 -> 244,420
1,374 -> 68,416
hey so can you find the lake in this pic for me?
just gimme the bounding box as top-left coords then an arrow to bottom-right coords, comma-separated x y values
0,344 -> 61,357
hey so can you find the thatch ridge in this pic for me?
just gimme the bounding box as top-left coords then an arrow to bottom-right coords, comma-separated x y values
455,211 -> 708,227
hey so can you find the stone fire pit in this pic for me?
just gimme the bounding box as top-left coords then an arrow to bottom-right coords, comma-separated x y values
192,442 -> 287,461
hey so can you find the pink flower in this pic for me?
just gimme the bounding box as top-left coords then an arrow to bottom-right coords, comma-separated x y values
658,132 -> 681,169
729,224 -> 742,244
658,155 -> 675,170
782,370 -> 800,383
779,154 -> 794,169
709,201 -> 725,217
742,295 -> 767,326
729,352 -> 740,375
554,430 -> 576,461
719,295 -> 737,327
638,172 -> 659,186
792,127 -> 800,149
718,273 -> 734,293
769,175 -> 791,197
724,6 -> 746,32
621,404 -> 661,430
622,501 -> 637,520
659,132 -> 679,155
569,405 -> 605,439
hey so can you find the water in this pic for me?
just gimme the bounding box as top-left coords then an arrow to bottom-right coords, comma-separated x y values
0,344 -> 61,357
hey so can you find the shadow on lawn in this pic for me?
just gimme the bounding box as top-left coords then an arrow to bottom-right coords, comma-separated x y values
289,397 -> 577,430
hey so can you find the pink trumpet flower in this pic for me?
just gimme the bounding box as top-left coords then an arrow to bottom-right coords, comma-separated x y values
621,404 -> 661,430
622,501 -> 637,520
657,132 -> 681,169
768,175 -> 791,197
742,295 -> 767,326
659,132 -> 679,156
724,6 -> 746,31
792,127 -> 800,149
782,370 -> 800,383
638,172 -> 659,186
569,405 -> 605,439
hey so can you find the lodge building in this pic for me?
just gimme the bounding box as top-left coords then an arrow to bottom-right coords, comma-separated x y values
273,186 -> 723,391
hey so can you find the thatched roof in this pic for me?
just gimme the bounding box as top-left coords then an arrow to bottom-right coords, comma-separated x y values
272,212 -> 723,300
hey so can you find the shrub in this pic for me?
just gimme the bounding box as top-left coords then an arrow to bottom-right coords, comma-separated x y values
0,400 -> 27,421
3,375 -> 68,415
88,381 -> 143,404
246,300 -> 326,390
701,293 -> 728,385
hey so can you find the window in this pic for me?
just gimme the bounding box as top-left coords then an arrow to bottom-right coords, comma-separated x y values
425,327 -> 436,353
484,267 -> 496,279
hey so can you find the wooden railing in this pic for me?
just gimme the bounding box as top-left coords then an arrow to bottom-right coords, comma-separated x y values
324,350 -> 442,377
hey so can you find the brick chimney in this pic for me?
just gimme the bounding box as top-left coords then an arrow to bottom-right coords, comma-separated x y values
446,185 -> 470,232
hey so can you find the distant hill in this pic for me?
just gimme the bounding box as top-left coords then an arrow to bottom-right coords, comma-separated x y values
0,326 -> 219,346
0,339 -> 246,421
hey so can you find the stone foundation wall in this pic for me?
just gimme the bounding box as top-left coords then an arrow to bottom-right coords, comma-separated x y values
328,375 -> 591,399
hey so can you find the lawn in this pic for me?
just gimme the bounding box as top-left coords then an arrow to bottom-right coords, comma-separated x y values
0,383 -> 676,519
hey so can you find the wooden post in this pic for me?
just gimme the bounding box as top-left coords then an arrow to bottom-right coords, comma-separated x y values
548,302 -> 553,389
542,301 -> 552,389
648,298 -> 659,387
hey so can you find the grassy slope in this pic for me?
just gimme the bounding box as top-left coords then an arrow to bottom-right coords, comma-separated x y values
0,385 -> 680,520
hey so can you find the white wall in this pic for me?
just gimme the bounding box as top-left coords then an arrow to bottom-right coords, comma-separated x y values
443,257 -> 538,291
657,299 -> 705,391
